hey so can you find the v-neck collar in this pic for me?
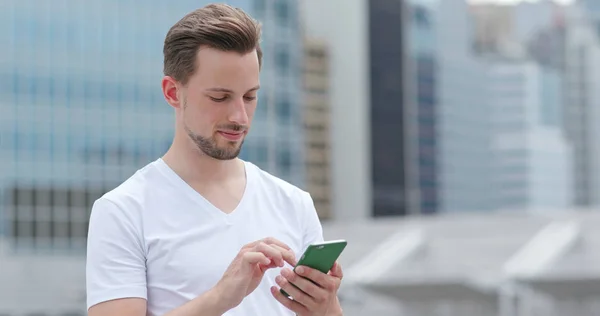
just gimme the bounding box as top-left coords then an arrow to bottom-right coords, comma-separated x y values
154,158 -> 256,223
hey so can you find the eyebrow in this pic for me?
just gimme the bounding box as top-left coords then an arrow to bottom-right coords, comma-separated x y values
205,85 -> 260,93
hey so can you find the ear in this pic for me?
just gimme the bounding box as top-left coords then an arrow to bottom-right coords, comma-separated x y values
162,76 -> 183,109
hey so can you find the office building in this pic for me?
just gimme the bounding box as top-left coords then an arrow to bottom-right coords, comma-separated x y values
471,4 -> 516,55
488,60 -> 573,210
564,5 -> 600,207
302,0 -> 495,217
400,0 -> 495,214
470,2 -> 567,70
429,0 -> 494,213
579,0 -> 600,24
367,0 -> 409,216
0,0 -> 305,313
300,0 -> 372,220
404,0 -> 438,214
0,0 -> 305,244
302,38 -> 332,219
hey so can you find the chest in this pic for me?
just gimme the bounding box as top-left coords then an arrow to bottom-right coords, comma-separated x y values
190,179 -> 246,214
143,200 -> 306,298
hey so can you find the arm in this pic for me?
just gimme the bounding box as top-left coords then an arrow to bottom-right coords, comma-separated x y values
88,288 -> 229,316
86,198 -> 229,316
86,198 -> 148,315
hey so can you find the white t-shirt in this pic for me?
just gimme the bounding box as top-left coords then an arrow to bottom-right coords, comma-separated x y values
86,158 -> 324,316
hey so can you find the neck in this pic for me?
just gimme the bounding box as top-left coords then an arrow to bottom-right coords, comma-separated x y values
161,131 -> 244,185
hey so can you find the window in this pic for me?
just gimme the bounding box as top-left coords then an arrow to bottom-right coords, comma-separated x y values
256,90 -> 269,118
276,96 -> 292,120
308,48 -> 325,59
9,185 -> 110,251
412,6 -> 430,27
276,48 -> 290,75
275,1 -> 289,25
277,147 -> 292,173
254,0 -> 266,14
256,143 -> 268,166
238,145 -> 251,161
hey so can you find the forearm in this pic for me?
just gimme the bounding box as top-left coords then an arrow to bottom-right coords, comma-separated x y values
164,287 -> 231,316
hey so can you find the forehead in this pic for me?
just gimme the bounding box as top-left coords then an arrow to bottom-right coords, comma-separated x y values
189,47 -> 260,90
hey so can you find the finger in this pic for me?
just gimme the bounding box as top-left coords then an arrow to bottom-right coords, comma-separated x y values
270,286 -> 309,315
248,237 -> 292,250
242,251 -> 271,266
275,274 -> 316,309
295,266 -> 336,291
329,261 -> 343,279
259,260 -> 281,273
244,237 -> 291,251
271,244 -> 297,266
262,237 -> 292,251
281,268 -> 328,302
255,242 -> 285,267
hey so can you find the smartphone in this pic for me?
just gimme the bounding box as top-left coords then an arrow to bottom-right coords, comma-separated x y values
280,239 -> 347,298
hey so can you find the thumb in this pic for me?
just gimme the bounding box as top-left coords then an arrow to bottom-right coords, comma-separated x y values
329,261 -> 343,279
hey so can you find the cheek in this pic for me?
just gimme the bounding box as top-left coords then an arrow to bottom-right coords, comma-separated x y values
182,107 -> 212,132
246,104 -> 257,119
185,101 -> 214,122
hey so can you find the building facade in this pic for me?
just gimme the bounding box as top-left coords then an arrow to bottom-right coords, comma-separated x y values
405,0 -> 439,215
470,2 -> 566,70
300,0 -> 372,221
408,0 -> 494,214
1,0 -> 306,314
368,0 -> 409,217
0,0 -> 306,243
564,4 -> 600,207
437,0 -> 494,213
488,61 -> 573,211
302,38 -> 332,219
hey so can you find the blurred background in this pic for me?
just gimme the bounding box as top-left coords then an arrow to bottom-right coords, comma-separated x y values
1,0 -> 600,315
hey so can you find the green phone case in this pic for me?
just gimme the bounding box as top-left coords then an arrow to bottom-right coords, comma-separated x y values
280,239 -> 347,298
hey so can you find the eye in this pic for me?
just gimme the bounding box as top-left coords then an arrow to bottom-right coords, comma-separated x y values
210,96 -> 228,102
244,96 -> 257,101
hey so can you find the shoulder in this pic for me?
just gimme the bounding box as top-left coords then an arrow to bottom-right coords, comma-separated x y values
90,159 -> 165,224
244,161 -> 325,245
245,160 -> 313,206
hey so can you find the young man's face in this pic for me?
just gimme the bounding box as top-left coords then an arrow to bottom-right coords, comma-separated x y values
170,47 -> 260,160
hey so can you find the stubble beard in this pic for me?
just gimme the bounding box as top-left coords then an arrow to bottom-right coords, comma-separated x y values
182,98 -> 245,161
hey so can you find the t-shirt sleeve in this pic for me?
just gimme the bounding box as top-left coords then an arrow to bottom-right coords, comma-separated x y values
300,191 -> 325,248
86,197 -> 147,310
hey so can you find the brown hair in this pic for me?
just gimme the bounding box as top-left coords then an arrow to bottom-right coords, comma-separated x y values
163,3 -> 263,85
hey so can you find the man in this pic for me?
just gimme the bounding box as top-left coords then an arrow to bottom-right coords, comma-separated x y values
85,3 -> 344,316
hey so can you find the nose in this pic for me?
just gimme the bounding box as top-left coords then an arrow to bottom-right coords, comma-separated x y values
228,96 -> 249,125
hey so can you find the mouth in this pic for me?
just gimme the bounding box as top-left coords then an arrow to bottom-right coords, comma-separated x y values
217,130 -> 245,141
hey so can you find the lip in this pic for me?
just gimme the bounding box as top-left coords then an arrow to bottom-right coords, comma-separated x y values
217,130 -> 245,141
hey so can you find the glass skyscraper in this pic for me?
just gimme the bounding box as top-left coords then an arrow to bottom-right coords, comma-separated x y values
368,0 -> 408,217
407,0 -> 439,215
402,0 -> 493,214
0,0 -> 304,251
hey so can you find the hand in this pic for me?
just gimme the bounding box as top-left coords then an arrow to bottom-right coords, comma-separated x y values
271,261 -> 344,316
213,237 -> 297,311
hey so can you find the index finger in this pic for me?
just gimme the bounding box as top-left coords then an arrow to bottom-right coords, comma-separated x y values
271,244 -> 297,266
262,237 -> 292,250
244,237 -> 291,251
